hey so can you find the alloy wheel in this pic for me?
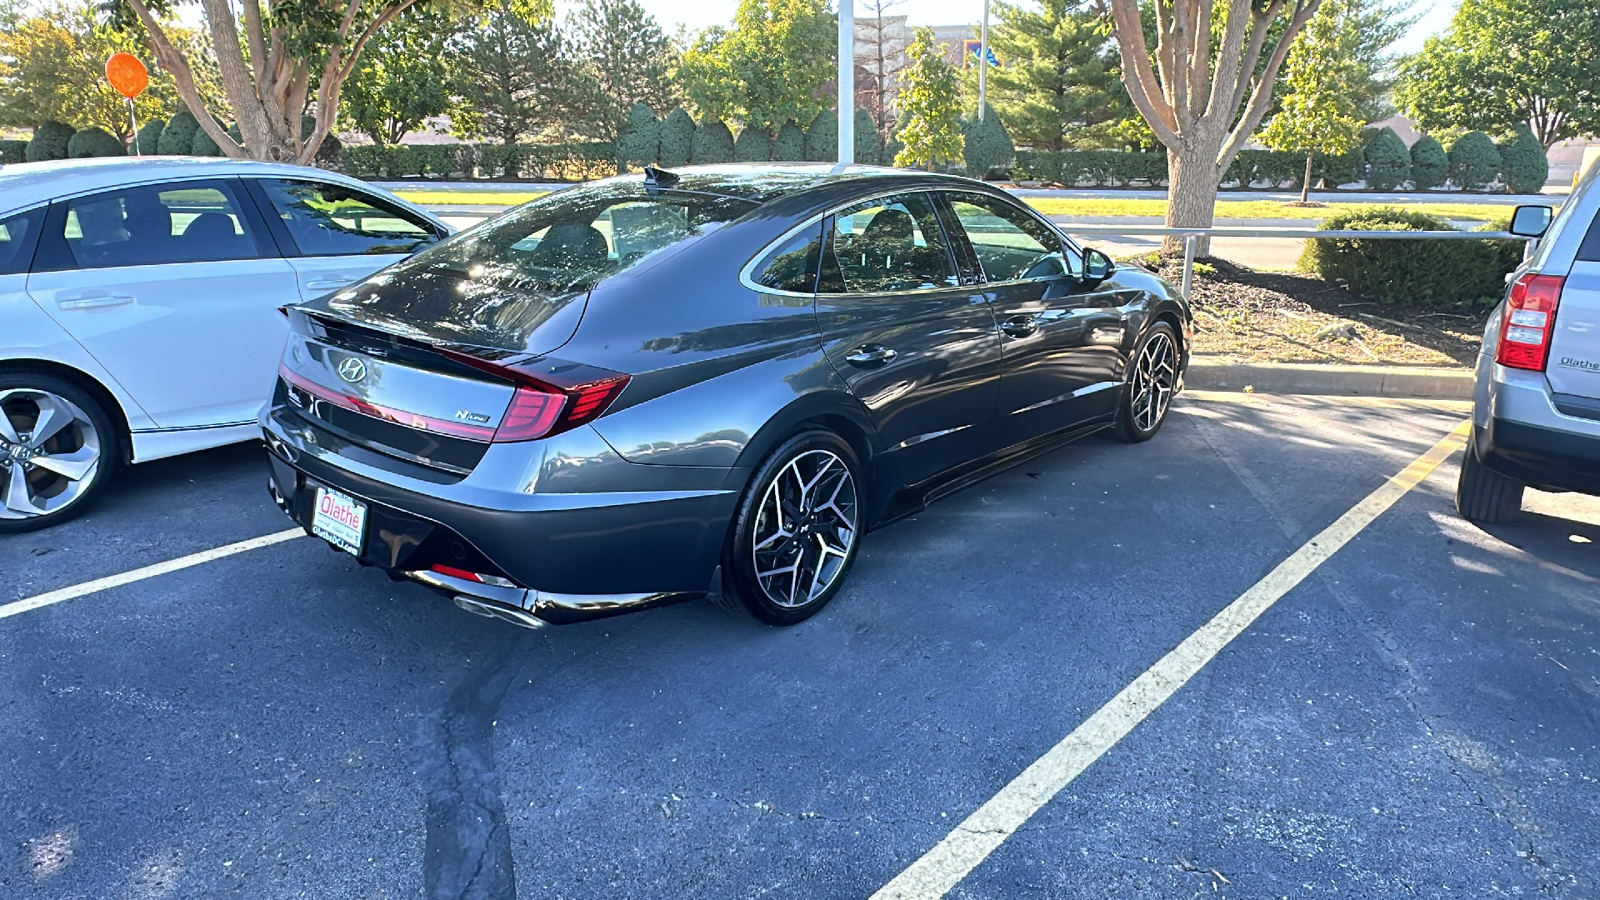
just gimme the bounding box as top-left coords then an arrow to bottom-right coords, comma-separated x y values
750,449 -> 860,609
0,388 -> 103,521
1130,331 -> 1178,432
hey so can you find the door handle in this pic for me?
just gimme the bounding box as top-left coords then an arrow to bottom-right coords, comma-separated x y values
305,278 -> 356,290
844,344 -> 898,367
1001,314 -> 1039,337
57,294 -> 135,310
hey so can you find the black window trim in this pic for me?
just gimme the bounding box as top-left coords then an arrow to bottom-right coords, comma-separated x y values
241,176 -> 445,260
29,177 -> 273,273
0,204 -> 48,277
941,188 -> 1082,285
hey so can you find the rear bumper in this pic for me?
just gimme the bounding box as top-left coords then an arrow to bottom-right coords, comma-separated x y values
1476,417 -> 1600,496
262,405 -> 741,623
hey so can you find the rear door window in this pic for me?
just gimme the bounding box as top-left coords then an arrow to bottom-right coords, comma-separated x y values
256,179 -> 438,257
0,207 -> 44,275
818,193 -> 957,294
50,181 -> 262,269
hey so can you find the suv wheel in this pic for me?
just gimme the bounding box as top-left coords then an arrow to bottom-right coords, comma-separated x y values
0,372 -> 118,533
1456,430 -> 1524,524
718,430 -> 863,625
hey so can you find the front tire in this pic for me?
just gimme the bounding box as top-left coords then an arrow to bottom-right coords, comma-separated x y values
0,372 -> 118,533
1115,321 -> 1180,442
1456,429 -> 1523,524
718,430 -> 864,626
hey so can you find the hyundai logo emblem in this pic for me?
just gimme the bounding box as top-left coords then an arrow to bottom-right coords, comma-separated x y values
337,357 -> 368,384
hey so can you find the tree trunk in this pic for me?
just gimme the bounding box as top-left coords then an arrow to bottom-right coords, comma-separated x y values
1301,151 -> 1314,204
1165,146 -> 1223,256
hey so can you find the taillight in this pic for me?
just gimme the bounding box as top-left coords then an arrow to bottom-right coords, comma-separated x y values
433,347 -> 630,443
1497,273 -> 1565,371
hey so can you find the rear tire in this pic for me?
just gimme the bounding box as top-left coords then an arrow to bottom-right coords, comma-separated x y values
718,430 -> 864,626
1456,429 -> 1523,524
0,371 -> 118,533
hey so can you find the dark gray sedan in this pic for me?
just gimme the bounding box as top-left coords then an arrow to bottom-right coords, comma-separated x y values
261,164 -> 1191,627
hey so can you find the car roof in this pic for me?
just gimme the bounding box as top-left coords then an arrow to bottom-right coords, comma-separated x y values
0,156 -> 408,217
585,163 -> 989,206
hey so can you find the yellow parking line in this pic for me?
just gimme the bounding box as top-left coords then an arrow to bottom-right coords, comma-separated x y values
871,420 -> 1472,900
0,528 -> 305,621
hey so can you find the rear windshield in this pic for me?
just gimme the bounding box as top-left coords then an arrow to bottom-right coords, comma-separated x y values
399,184 -> 757,292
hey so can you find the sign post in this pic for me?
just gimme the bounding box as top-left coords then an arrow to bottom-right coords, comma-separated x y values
838,0 -> 854,167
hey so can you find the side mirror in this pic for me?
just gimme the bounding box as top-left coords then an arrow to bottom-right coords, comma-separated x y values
1509,205 -> 1553,238
1083,247 -> 1115,282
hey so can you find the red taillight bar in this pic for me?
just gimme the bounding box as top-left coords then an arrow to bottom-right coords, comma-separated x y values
432,346 -> 630,442
278,364 -> 497,441
1497,273 -> 1564,372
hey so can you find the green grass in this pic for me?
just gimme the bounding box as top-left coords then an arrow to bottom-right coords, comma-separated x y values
396,187 -> 1517,225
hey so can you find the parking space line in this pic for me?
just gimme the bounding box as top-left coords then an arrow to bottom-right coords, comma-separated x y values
0,528 -> 305,622
871,420 -> 1471,900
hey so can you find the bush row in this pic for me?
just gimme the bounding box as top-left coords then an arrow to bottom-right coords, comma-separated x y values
1301,208 -> 1525,306
338,141 -> 617,180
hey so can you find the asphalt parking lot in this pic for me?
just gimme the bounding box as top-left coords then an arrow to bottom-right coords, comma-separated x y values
3,393 -> 1598,899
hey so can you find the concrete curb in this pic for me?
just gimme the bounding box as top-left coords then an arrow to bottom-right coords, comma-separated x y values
1187,361 -> 1475,400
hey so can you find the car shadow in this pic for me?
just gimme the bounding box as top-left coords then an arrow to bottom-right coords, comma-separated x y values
1474,504 -> 1600,579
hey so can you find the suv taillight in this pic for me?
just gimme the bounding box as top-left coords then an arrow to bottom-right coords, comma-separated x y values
433,347 -> 630,443
1497,273 -> 1565,371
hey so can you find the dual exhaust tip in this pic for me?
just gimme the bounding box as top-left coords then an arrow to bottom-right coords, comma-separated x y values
453,594 -> 550,630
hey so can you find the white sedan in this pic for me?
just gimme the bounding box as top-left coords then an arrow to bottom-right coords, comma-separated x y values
0,156 -> 449,531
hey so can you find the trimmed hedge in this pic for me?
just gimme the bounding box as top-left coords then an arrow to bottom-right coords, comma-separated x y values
773,119 -> 804,161
158,111 -> 199,155
67,127 -> 126,158
733,127 -> 770,162
1410,135 -> 1447,190
962,104 -> 1015,179
657,107 -> 694,168
1014,149 -> 1167,187
1496,124 -> 1548,195
616,102 -> 659,169
26,121 -> 75,162
132,118 -> 165,156
1447,130 -> 1500,191
1301,208 -> 1522,306
692,118 -> 735,165
339,142 -> 616,181
854,108 -> 881,165
191,122 -> 225,157
0,139 -> 28,164
1363,127 -> 1410,191
803,110 -> 835,161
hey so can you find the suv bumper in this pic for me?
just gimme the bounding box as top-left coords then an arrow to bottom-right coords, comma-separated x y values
1477,417 -> 1600,495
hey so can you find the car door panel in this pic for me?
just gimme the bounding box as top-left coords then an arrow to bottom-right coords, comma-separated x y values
942,191 -> 1125,446
24,179 -> 300,430
813,193 -> 1002,489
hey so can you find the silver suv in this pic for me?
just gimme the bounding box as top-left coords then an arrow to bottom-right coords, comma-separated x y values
1459,163 -> 1600,522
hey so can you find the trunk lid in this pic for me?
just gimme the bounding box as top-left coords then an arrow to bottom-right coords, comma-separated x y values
1546,260 -> 1600,400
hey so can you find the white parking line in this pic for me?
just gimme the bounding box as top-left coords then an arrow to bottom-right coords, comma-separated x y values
871,420 -> 1472,900
0,528 -> 304,621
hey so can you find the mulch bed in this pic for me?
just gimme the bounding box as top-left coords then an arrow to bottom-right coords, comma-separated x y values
1144,257 -> 1489,368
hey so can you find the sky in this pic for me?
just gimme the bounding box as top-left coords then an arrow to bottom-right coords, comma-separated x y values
618,0 -> 1458,55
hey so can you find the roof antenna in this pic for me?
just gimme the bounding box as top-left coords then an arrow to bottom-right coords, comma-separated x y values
643,164 -> 679,188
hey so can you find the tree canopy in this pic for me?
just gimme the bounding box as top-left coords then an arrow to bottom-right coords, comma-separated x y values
568,0 -> 676,143
983,0 -> 1132,151
676,0 -> 836,134
340,7 -> 456,144
1260,0 -> 1365,200
1396,0 -> 1600,148
448,0 -> 586,145
893,28 -> 963,170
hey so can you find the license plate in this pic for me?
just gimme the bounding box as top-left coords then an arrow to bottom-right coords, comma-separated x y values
311,484 -> 367,555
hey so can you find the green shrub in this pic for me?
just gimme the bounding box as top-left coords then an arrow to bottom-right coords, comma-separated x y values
1447,130 -> 1500,191
300,115 -> 342,167
1363,127 -> 1410,190
692,117 -> 734,164
190,123 -> 224,157
1410,135 -> 1447,190
1315,149 -> 1364,188
961,104 -> 1015,178
657,107 -> 694,168
854,108 -> 881,165
337,141 -> 612,180
1227,149 -> 1304,187
25,121 -> 75,162
158,111 -> 199,155
616,102 -> 659,169
1302,208 -> 1520,305
734,126 -> 770,162
0,139 -> 28,164
132,118 -> 164,156
67,127 -> 126,158
1496,124 -> 1548,195
771,119 -> 804,161
803,110 -> 836,161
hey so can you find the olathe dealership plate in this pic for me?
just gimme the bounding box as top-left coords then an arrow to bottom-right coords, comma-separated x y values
311,484 -> 367,556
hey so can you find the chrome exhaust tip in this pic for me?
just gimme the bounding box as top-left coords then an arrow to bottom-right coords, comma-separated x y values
453,594 -> 549,630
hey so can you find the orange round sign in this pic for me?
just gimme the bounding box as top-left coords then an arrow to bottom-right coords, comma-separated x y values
105,53 -> 149,100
